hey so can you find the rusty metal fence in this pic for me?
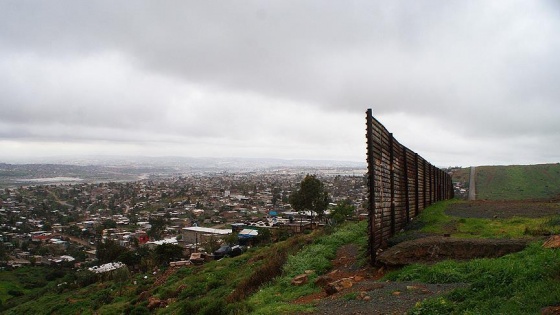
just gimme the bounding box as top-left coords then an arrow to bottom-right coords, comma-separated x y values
366,109 -> 453,264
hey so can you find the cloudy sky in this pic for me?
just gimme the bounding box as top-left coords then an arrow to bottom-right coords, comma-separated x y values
1,1 -> 559,167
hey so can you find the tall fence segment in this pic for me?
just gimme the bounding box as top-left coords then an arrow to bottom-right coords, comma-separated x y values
365,109 -> 453,264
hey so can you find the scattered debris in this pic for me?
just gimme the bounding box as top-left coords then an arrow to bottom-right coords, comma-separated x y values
542,235 -> 560,249
291,274 -> 309,286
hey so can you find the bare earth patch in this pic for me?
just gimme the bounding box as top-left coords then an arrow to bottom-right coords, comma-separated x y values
294,244 -> 466,315
377,236 -> 529,266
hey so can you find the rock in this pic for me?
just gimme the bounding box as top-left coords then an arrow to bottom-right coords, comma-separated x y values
363,295 -> 372,301
138,291 -> 150,301
543,235 -> 560,249
314,275 -> 334,288
356,291 -> 368,300
392,291 -> 401,296
353,276 -> 364,282
340,278 -> 353,289
323,278 -> 353,295
291,274 -> 308,286
147,297 -> 163,310
324,283 -> 339,296
541,306 -> 560,315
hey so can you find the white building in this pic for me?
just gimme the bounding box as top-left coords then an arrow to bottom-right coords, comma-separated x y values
182,227 -> 232,245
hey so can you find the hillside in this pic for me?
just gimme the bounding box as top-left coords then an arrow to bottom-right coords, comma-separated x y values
474,163 -> 560,200
1,222 -> 369,314
3,200 -> 560,314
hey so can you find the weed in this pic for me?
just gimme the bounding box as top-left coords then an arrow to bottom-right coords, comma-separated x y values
342,292 -> 359,300
409,297 -> 454,315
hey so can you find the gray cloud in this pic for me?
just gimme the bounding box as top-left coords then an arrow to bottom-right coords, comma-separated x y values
1,1 -> 559,166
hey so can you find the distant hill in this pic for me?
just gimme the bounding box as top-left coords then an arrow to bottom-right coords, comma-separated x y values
474,163 -> 560,200
0,155 -> 366,170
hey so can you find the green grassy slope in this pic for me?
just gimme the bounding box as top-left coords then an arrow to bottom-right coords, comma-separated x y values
386,200 -> 560,314
2,221 -> 368,315
475,163 -> 560,200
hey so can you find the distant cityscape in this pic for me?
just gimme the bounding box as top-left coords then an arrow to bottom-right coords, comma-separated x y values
0,156 -> 365,188
0,157 -> 368,268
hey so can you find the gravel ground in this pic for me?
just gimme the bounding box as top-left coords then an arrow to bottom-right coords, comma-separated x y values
310,281 -> 467,315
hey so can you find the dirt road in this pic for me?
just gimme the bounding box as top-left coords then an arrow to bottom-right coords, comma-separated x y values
468,166 -> 476,200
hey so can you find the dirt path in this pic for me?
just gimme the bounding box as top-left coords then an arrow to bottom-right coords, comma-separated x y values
311,281 -> 466,315
468,166 -> 476,201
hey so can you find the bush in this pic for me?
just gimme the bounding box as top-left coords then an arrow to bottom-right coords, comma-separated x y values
7,289 -> 24,297
75,270 -> 97,287
92,290 -> 113,310
128,305 -> 150,315
227,248 -> 287,302
45,269 -> 66,281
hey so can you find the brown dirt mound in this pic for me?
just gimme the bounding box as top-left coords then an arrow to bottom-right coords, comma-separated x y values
377,236 -> 530,266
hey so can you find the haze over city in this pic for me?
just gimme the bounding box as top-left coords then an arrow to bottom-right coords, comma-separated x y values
1,1 -> 559,167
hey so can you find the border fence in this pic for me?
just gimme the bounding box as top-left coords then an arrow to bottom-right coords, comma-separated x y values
365,109 -> 453,264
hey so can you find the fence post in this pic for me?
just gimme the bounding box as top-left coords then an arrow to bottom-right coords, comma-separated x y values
365,109 -> 376,264
429,164 -> 433,205
436,169 -> 440,201
414,153 -> 419,216
389,133 -> 395,235
423,159 -> 427,209
403,147 -> 410,223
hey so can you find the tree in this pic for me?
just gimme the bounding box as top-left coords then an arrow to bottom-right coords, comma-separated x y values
102,219 -> 117,229
154,243 -> 184,265
329,199 -> 356,225
97,240 -> 126,264
289,175 -> 330,223
147,217 -> 167,240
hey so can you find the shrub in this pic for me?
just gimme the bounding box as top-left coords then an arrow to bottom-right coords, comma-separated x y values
342,292 -> 359,301
7,289 -> 24,297
129,305 -> 150,315
227,248 -> 288,302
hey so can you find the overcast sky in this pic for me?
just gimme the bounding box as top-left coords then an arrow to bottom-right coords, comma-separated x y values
1,1 -> 559,167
